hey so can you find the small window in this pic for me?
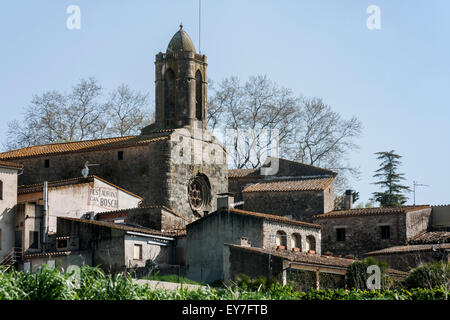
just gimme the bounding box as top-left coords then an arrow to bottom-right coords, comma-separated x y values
380,226 -> 390,239
118,151 -> 124,161
0,180 -> 3,200
291,233 -> 301,249
44,159 -> 50,168
306,235 -> 316,252
29,231 -> 39,249
336,228 -> 346,242
275,231 -> 287,247
134,244 -> 143,260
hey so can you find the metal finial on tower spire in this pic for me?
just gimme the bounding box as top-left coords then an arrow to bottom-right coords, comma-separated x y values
180,23 -> 183,30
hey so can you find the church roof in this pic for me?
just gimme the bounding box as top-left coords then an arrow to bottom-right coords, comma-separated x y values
0,135 -> 170,160
167,26 -> 196,53
242,177 -> 334,193
228,158 -> 337,179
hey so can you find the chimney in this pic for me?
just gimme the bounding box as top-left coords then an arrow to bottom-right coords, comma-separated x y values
217,193 -> 234,210
344,190 -> 353,210
237,236 -> 251,247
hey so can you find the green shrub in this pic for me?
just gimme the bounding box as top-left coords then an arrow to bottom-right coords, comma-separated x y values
234,274 -> 278,292
405,262 -> 450,290
345,257 -> 391,290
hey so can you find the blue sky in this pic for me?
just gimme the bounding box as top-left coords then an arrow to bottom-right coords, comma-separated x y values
0,1 -> 449,206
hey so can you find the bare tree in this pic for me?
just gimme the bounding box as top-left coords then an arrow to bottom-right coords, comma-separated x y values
284,97 -> 362,193
4,78 -> 152,150
208,75 -> 362,193
105,84 -> 152,137
208,75 -> 299,168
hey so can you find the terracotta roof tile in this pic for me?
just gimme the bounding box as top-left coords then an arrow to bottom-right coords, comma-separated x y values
228,168 -> 260,178
365,243 -> 450,255
188,208 -> 322,229
0,135 -> 169,160
227,244 -> 408,276
408,231 -> 450,245
313,205 -> 431,219
0,160 -> 23,170
24,251 -> 72,258
242,177 -> 334,193
229,208 -> 322,229
58,217 -> 183,237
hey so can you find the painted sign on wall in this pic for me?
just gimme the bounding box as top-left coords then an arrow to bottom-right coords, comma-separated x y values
88,187 -> 119,209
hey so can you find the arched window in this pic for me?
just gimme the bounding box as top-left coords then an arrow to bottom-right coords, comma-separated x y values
291,233 -> 301,250
275,230 -> 287,247
0,180 -> 3,200
195,70 -> 203,121
164,69 -> 176,125
306,235 -> 316,253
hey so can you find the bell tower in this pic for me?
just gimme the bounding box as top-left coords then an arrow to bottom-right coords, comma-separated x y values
142,25 -> 208,134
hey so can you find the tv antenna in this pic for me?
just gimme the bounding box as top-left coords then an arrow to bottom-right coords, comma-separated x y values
412,181 -> 429,205
81,161 -> 100,178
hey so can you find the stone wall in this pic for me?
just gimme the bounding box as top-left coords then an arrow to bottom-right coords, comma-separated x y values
228,177 -> 260,202
314,214 -> 409,258
186,211 -> 264,283
123,207 -> 188,231
405,208 -> 432,239
167,129 -> 228,222
186,209 -> 322,283
223,245 -> 283,283
243,189 -> 329,223
57,218 -> 126,273
262,220 -> 322,255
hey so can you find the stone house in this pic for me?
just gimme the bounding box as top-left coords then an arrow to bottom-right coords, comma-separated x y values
14,175 -> 142,259
313,205 -> 432,258
186,205 -> 322,283
229,157 -> 336,222
0,161 -> 22,261
20,216 -> 185,273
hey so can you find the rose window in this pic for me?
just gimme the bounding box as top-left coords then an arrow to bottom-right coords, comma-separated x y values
188,174 -> 211,211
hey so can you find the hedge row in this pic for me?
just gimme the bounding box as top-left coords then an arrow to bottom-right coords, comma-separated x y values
0,266 -> 448,300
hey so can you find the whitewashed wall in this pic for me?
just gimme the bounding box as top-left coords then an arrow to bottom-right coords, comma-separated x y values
0,167 -> 18,259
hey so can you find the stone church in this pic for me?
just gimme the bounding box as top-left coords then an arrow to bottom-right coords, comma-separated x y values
0,26 -> 228,224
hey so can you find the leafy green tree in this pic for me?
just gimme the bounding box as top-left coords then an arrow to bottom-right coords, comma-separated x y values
372,150 -> 410,207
